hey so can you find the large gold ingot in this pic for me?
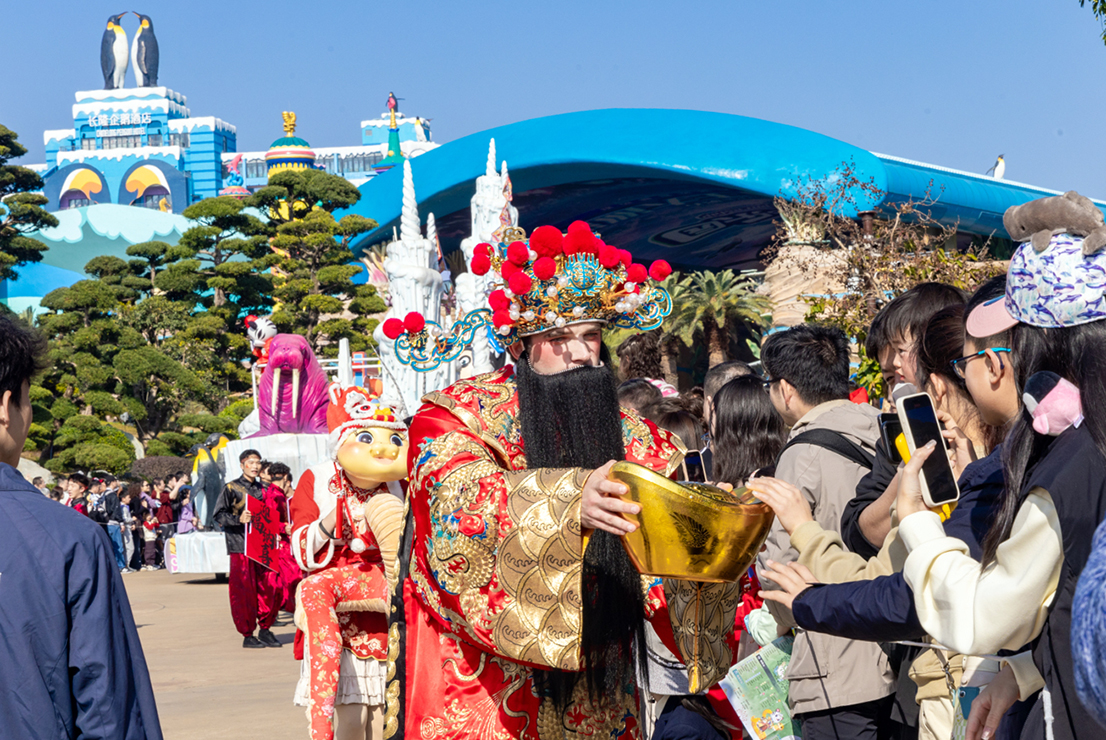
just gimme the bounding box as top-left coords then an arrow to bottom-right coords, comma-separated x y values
609,461 -> 775,582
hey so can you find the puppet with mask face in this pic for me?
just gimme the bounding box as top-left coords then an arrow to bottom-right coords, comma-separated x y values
290,384 -> 408,740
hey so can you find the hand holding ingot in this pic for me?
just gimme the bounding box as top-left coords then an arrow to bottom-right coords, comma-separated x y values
582,460 -> 640,536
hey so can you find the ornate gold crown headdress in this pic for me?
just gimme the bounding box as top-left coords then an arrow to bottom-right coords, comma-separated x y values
469,221 -> 673,344
383,221 -> 674,369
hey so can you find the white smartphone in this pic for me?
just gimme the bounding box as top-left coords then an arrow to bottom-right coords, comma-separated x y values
896,392 -> 960,508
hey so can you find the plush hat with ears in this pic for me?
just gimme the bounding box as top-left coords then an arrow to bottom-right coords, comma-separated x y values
1023,371 -> 1084,437
325,383 -> 406,458
1003,190 -> 1106,256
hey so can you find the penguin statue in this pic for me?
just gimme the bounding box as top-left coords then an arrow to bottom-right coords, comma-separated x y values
131,13 -> 159,87
100,13 -> 129,90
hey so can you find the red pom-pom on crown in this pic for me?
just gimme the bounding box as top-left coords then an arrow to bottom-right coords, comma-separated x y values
506,241 -> 530,266
567,220 -> 592,235
382,318 -> 405,339
475,242 -> 493,258
563,230 -> 597,256
403,312 -> 425,334
508,272 -> 533,296
488,289 -> 511,312
492,309 -> 513,328
598,243 -> 621,269
471,254 -> 491,276
529,225 -> 564,258
649,260 -> 673,282
627,263 -> 648,284
500,261 -> 521,280
533,256 -> 557,281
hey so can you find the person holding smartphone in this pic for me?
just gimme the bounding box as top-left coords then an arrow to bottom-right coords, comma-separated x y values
897,230 -> 1106,740
751,291 -> 1037,740
841,283 -> 967,560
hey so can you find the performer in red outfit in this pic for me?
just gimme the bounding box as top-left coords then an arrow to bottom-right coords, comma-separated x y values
212,448 -> 285,648
291,386 -> 407,740
382,222 -> 745,740
262,462 -> 301,613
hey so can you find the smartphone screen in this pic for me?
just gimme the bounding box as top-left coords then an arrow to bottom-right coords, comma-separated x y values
681,450 -> 706,483
900,396 -> 959,504
880,414 -> 903,464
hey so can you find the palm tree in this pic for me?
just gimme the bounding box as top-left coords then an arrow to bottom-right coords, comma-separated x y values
665,270 -> 771,367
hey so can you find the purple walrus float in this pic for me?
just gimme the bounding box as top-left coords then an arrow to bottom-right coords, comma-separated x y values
254,334 -> 330,436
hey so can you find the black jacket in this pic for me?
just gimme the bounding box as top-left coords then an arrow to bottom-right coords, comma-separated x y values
1017,426 -> 1106,740
212,476 -> 264,554
839,436 -> 899,560
102,490 -> 124,523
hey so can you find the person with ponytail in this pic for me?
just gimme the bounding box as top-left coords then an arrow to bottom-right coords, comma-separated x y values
896,230 -> 1106,740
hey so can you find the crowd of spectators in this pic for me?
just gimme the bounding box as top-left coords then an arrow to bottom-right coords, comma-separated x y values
615,269 -> 1106,739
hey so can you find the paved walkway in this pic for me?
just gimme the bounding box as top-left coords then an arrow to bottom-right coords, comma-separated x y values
124,570 -> 306,739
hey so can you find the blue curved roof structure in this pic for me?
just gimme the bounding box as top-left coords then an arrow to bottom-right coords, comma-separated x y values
346,109 -> 1106,270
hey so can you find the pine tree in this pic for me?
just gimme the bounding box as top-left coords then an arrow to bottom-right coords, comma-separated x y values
154,197 -> 272,403
0,125 -> 57,280
36,261 -> 208,452
250,169 -> 384,355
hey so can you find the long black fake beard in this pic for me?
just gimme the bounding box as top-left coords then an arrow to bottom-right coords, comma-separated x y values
516,353 -> 649,713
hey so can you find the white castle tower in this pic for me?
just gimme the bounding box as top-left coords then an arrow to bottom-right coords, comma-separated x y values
373,159 -> 457,415
454,138 -> 519,376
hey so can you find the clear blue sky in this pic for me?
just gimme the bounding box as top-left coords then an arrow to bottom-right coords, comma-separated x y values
2,1 -> 1104,197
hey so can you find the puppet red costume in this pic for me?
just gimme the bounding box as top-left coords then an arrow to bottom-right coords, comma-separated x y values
291,385 -> 407,740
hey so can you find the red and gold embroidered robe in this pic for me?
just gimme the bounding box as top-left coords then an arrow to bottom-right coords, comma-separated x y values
384,367 -> 743,740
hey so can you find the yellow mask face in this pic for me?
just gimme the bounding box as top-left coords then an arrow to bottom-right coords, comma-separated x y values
336,426 -> 409,484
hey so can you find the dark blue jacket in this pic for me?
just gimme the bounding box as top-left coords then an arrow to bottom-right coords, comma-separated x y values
651,698 -> 729,740
0,463 -> 162,739
792,446 -> 1004,641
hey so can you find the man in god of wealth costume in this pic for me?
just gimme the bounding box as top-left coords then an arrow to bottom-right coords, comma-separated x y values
291,385 -> 407,740
383,222 -> 745,740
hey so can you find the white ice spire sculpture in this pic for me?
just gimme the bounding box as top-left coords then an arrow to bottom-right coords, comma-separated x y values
373,159 -> 455,414
486,138 -> 497,178
426,212 -> 439,261
454,139 -> 520,377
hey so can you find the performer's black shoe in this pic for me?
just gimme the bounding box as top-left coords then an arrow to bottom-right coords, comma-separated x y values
242,635 -> 266,649
258,629 -> 282,648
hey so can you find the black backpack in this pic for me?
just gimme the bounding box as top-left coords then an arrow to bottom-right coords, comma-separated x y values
776,428 -> 875,471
